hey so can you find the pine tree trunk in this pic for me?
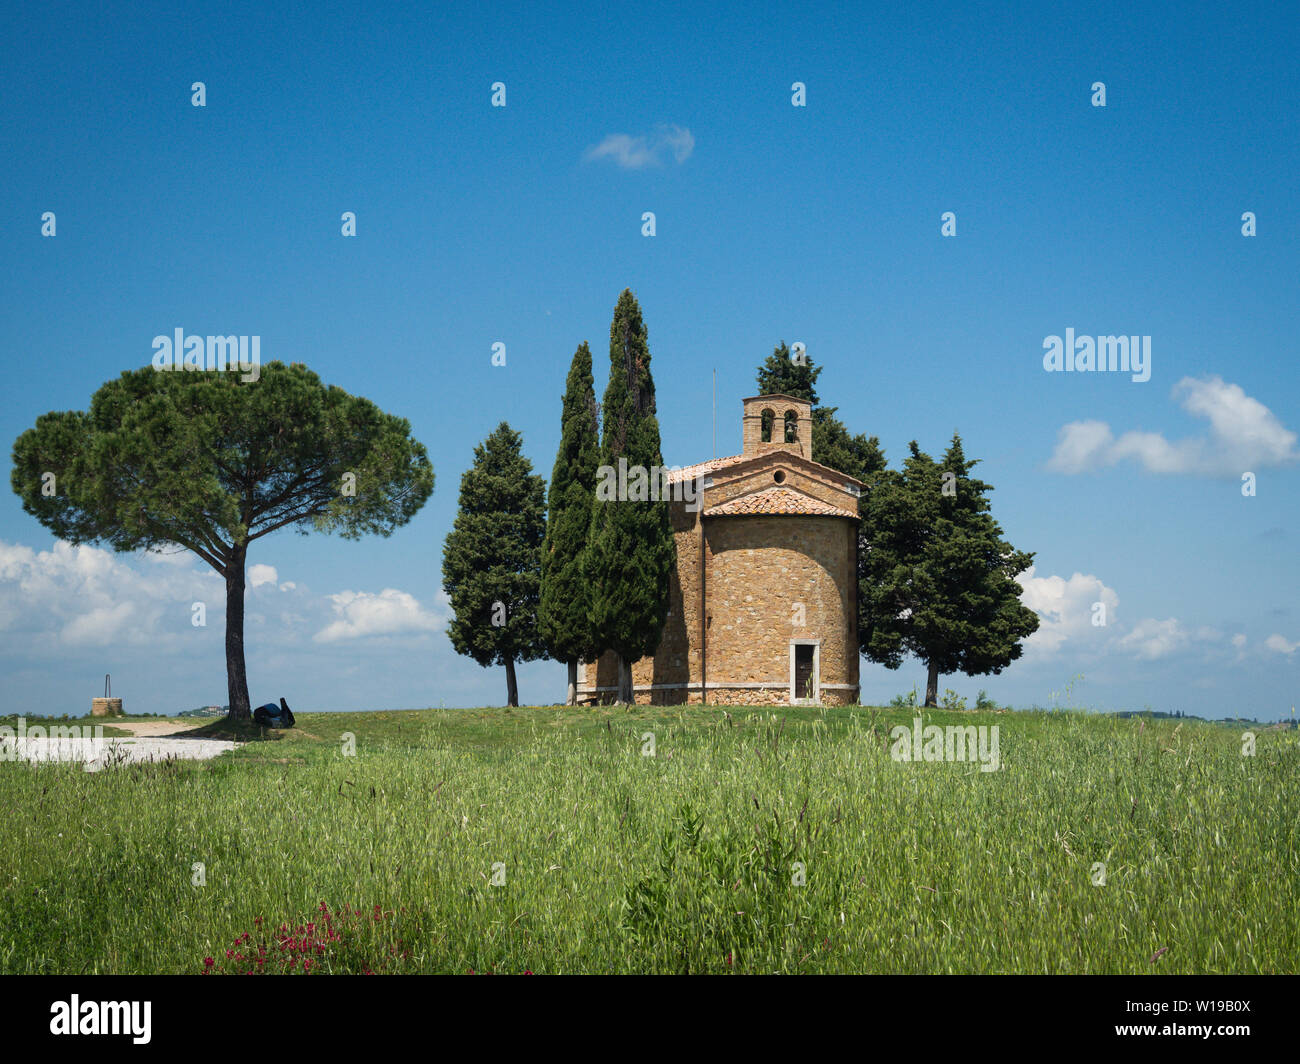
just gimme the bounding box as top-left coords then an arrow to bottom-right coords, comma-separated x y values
225,546 -> 251,719
617,656 -> 633,704
505,657 -> 519,707
566,660 -> 577,706
924,661 -> 940,708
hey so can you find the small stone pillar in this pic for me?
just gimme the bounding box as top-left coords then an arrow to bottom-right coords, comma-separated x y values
91,697 -> 123,717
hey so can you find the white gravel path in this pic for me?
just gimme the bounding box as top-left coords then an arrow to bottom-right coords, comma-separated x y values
3,735 -> 239,770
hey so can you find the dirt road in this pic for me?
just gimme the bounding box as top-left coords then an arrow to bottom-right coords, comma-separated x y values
109,719 -> 209,737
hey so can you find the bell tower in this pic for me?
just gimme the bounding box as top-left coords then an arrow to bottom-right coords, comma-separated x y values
741,394 -> 813,459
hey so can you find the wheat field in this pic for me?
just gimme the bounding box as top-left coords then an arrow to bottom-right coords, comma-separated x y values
0,705 -> 1294,974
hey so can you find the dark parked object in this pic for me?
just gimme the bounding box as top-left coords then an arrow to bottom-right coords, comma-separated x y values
252,697 -> 295,728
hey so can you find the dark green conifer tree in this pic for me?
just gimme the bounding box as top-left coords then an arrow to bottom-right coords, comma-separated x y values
539,342 -> 601,704
584,290 -> 675,703
754,342 -> 886,486
859,434 -> 1039,706
442,422 -> 547,706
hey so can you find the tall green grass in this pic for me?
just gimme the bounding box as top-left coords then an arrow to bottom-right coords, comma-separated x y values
0,706 -> 1294,973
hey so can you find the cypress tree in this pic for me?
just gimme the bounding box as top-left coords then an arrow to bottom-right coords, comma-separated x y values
539,342 -> 601,705
584,289 -> 675,703
441,422 -> 547,706
860,434 -> 1039,706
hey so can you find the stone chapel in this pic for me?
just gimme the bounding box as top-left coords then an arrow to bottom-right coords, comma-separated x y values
580,393 -> 863,705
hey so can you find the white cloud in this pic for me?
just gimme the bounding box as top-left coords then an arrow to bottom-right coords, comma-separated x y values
1045,420 -> 1113,474
1231,633 -> 1247,648
313,588 -> 447,643
1016,568 -> 1230,665
1120,618 -> 1187,660
0,539 -> 221,649
1016,566 -> 1119,655
1047,376 -> 1299,475
62,601 -> 138,646
584,124 -> 695,169
0,539 -> 488,715
248,564 -> 278,588
0,538 -> 448,657
1264,633 -> 1298,655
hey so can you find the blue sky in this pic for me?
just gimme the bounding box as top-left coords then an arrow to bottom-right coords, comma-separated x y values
1,0 -> 1296,718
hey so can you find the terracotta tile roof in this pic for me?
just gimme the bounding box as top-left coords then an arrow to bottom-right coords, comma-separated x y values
703,486 -> 858,519
665,455 -> 746,484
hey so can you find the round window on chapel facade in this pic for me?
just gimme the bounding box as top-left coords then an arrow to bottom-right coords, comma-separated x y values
774,470 -> 786,484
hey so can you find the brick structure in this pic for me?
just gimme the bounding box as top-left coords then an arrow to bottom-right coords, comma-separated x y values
580,393 -> 863,706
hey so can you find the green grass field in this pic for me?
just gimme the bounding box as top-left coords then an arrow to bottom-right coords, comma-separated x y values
1,705 -> 1295,974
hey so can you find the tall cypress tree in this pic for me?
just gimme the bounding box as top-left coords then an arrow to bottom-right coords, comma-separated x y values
860,434 -> 1039,706
584,289 -> 675,703
441,422 -> 547,706
539,342 -> 601,705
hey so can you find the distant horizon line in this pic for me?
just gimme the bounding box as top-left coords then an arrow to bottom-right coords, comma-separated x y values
3,706 -> 1293,725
